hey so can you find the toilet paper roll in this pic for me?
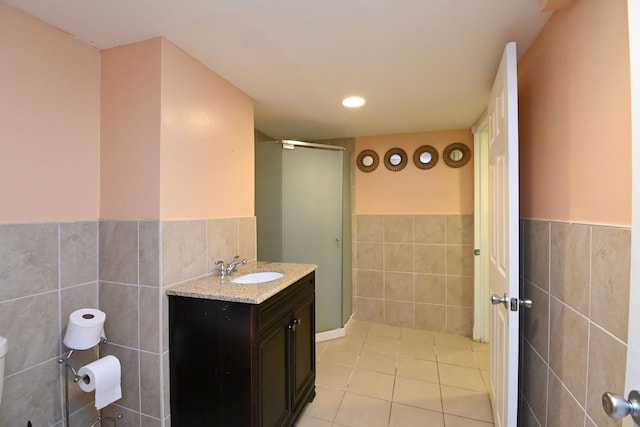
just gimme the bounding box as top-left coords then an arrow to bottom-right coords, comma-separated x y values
63,308 -> 106,350
78,355 -> 122,410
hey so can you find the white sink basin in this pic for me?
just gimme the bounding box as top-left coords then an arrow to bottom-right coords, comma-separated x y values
231,271 -> 284,284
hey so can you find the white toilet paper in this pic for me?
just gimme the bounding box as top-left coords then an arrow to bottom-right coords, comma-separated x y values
78,355 -> 122,410
63,308 -> 106,350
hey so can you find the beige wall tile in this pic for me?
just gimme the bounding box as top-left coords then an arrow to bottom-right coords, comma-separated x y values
352,214 -> 475,335
207,218 -> 239,269
521,340 -> 548,424
549,222 -> 590,315
384,215 -> 413,243
385,272 -> 414,301
384,243 -> 413,272
356,215 -> 384,242
445,306 -> 472,336
446,276 -> 473,307
523,280 -> 549,362
162,220 -> 206,286
0,291 -> 59,375
414,215 -> 445,244
0,223 -> 59,300
446,214 -> 473,245
357,270 -> 384,298
140,351 -> 162,418
100,220 -> 138,284
103,344 -> 140,411
238,216 -> 257,261
414,244 -> 446,274
587,324 -> 627,427
60,221 -> 98,287
355,297 -> 384,323
356,242 -> 383,270
518,401 -> 542,427
415,274 -> 446,304
590,226 -> 631,342
546,372 -> 586,426
523,220 -> 550,291
385,300 -> 414,328
446,245 -> 473,276
139,221 -> 160,287
139,286 -> 161,352
0,359 -> 62,426
549,298 -> 588,405
415,303 -> 446,332
99,281 -> 139,348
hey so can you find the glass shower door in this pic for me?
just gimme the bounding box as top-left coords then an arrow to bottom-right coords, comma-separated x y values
281,146 -> 343,332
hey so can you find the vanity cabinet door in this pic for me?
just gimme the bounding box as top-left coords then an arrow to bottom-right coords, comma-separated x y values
291,289 -> 315,408
259,314 -> 292,427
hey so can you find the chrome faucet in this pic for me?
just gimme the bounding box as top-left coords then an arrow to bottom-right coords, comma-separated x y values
215,255 -> 247,277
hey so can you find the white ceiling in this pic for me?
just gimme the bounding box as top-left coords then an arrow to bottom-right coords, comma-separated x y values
3,0 -> 550,140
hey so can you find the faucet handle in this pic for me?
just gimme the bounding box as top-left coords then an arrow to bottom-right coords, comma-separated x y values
215,260 -> 226,276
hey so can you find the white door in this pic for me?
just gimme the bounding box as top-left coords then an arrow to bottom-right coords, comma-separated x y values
623,2 -> 640,426
488,42 -> 520,427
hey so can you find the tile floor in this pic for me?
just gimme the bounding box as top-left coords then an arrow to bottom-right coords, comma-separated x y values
296,320 -> 493,427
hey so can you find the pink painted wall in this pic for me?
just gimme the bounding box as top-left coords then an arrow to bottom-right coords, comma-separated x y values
100,38 -> 254,220
0,4 -> 101,222
518,0 -> 631,226
355,130 -> 474,214
101,38 -> 162,220
160,40 -> 254,219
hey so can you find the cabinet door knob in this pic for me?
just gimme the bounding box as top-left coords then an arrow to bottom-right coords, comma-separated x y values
289,318 -> 302,332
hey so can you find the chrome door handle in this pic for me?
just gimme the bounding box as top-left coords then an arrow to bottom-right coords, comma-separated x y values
491,294 -> 533,311
490,293 -> 509,308
602,390 -> 640,423
520,299 -> 533,309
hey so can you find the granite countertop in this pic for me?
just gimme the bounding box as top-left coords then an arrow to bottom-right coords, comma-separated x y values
165,261 -> 317,304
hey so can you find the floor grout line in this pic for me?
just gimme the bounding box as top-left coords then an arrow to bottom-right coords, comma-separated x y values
304,320 -> 493,427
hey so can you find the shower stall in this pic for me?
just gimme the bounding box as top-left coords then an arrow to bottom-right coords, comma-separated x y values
255,139 -> 352,333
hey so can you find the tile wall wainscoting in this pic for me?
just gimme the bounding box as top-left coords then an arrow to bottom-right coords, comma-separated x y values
519,219 -> 630,427
353,214 -> 474,336
0,218 -> 256,427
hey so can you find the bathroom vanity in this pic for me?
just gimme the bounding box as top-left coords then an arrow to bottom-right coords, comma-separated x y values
167,262 -> 317,427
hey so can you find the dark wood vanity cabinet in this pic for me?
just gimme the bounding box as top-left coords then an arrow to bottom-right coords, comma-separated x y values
169,272 -> 316,427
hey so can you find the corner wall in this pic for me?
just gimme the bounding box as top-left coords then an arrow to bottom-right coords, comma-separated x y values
0,5 -> 102,426
517,0 -> 632,425
0,6 -> 256,426
0,4 -> 101,223
353,130 -> 475,335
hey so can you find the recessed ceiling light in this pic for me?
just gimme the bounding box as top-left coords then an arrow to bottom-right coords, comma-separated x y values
342,96 -> 365,108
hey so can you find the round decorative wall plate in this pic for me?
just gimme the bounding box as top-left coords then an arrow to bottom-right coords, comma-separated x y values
356,149 -> 380,173
443,142 -> 471,168
413,145 -> 439,170
384,148 -> 408,171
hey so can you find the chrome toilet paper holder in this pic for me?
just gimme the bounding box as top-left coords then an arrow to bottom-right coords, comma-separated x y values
58,338 -> 122,426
